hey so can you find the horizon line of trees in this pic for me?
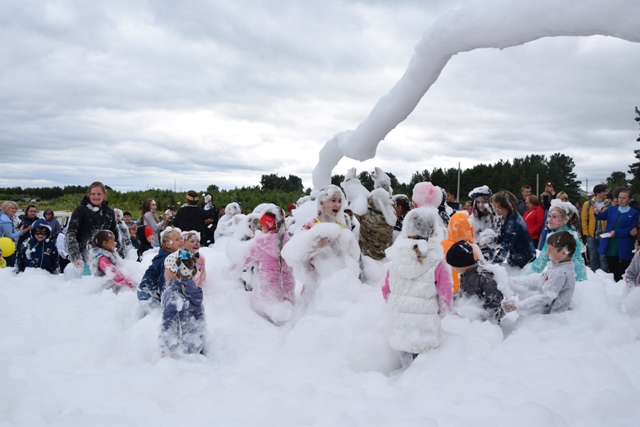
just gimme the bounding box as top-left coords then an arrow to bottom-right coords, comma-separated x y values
3,149 -> 640,213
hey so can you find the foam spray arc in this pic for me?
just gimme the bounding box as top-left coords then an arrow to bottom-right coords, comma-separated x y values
312,0 -> 640,189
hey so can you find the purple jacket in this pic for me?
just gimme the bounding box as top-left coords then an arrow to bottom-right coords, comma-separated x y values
245,231 -> 295,305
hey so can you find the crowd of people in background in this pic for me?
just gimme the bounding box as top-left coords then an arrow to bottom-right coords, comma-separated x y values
2,172 -> 640,361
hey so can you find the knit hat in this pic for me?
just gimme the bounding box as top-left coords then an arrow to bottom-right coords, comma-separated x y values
164,249 -> 195,279
468,185 -> 492,199
260,213 -> 276,231
446,240 -> 476,267
402,208 -> 437,239
143,226 -> 154,239
412,182 -> 442,208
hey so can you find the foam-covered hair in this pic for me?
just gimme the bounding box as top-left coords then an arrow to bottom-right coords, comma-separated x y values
316,184 -> 347,227
402,208 -> 438,239
549,199 -> 579,218
225,202 -> 241,216
412,182 -> 442,209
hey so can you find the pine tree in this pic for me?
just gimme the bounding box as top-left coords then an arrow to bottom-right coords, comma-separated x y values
547,153 -> 581,201
628,107 -> 640,195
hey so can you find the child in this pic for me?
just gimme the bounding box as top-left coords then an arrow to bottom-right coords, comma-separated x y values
412,182 -> 450,230
137,227 -> 183,315
244,209 -> 295,325
56,226 -> 70,272
442,211 -> 476,293
624,249 -> 640,289
446,240 -> 504,323
89,230 -> 134,290
15,218 -> 59,274
182,230 -> 206,287
136,225 -> 155,262
468,185 -> 503,259
382,208 -> 452,359
113,208 -> 133,258
159,249 -> 206,356
503,231 -> 577,315
282,185 -> 360,305
529,199 -> 586,281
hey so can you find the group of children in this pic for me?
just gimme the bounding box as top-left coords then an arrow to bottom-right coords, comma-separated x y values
6,178 -> 640,364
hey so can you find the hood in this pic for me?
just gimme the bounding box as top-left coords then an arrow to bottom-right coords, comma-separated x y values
30,218 -> 52,239
447,211 -> 474,242
80,196 -> 109,209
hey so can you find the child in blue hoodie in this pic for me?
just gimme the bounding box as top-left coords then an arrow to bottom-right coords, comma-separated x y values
159,249 -> 206,356
15,218 -> 59,274
137,227 -> 183,315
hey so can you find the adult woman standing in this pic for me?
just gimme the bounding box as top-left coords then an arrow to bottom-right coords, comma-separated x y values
0,201 -> 32,267
594,187 -> 639,282
66,182 -> 119,272
43,208 -> 61,242
140,199 -> 162,247
490,190 -> 536,268
522,195 -> 545,249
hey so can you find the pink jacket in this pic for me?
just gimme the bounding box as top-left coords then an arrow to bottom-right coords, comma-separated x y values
382,260 -> 452,314
245,231 -> 295,304
98,257 -> 134,288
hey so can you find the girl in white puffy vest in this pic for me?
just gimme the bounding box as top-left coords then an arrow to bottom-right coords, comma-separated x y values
382,208 -> 453,360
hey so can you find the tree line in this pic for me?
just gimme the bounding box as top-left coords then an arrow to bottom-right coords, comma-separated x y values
4,148 -> 640,215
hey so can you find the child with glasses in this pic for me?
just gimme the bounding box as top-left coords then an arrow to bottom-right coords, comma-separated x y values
15,218 -> 59,274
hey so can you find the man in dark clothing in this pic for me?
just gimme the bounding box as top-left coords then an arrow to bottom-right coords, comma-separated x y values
173,190 -> 211,245
446,189 -> 461,212
517,185 -> 531,216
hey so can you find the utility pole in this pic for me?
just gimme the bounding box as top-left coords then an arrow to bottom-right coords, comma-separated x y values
456,162 -> 461,203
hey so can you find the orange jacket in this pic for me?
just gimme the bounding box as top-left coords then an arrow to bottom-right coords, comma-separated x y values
442,211 -> 476,293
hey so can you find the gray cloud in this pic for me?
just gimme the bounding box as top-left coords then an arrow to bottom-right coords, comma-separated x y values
1,0 -> 639,194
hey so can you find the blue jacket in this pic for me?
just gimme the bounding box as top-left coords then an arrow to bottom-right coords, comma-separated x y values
595,206 -> 640,261
137,248 -> 172,314
531,225 -> 587,281
0,213 -> 21,240
493,213 -> 536,268
15,218 -> 59,274
159,278 -> 206,355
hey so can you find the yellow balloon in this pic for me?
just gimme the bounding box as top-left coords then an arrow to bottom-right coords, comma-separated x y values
0,237 -> 16,258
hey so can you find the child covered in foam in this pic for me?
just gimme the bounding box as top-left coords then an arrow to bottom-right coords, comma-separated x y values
381,208 -> 452,360
503,231 -> 577,315
243,208 -> 295,325
282,185 -> 360,305
160,250 -> 206,357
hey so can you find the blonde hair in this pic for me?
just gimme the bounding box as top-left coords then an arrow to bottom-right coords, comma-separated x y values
1,201 -> 18,214
556,191 -> 569,202
161,229 -> 181,248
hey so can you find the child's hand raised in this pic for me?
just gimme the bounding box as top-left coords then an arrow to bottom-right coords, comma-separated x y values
501,298 -> 517,313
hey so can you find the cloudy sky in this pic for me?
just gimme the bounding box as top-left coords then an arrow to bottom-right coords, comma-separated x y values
1,0 -> 639,193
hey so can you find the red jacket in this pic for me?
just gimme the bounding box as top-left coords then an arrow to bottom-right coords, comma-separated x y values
523,205 -> 545,240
